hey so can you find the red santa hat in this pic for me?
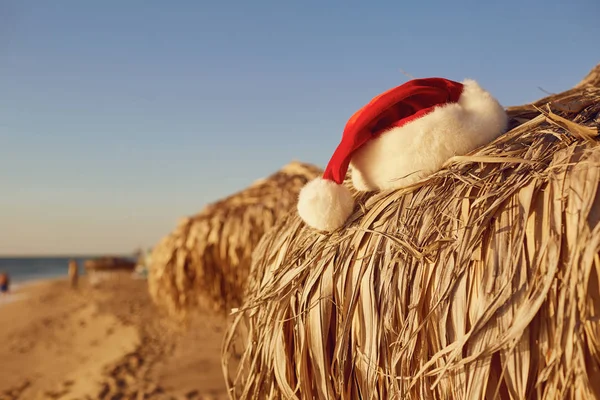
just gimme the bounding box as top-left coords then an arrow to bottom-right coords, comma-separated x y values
297,77 -> 508,232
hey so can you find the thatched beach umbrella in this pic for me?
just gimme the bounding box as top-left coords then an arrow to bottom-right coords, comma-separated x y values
223,68 -> 600,399
84,256 -> 136,272
148,161 -> 322,316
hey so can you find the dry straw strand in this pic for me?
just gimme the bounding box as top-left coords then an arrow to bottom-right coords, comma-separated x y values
223,65 -> 600,400
148,161 -> 322,317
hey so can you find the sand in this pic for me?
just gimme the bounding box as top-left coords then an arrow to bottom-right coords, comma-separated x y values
0,274 -> 229,400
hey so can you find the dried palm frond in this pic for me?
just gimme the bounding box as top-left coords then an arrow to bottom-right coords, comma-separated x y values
575,63 -> 600,89
223,69 -> 600,399
506,63 -> 600,130
148,161 -> 322,317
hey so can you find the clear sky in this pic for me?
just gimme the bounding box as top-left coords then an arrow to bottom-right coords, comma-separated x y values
1,0 -> 598,255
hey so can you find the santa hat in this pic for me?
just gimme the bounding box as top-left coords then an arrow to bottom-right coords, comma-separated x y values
297,77 -> 508,232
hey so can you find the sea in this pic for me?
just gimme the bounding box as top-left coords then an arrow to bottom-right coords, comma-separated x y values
0,256 -> 94,285
0,256 -> 138,306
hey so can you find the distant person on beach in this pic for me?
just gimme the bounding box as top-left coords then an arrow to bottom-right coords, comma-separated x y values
0,272 -> 9,294
68,260 -> 79,289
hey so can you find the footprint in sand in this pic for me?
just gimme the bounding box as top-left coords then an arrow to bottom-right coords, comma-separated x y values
185,389 -> 199,399
0,379 -> 31,399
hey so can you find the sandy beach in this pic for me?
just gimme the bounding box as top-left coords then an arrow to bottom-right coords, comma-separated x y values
0,274 -> 229,400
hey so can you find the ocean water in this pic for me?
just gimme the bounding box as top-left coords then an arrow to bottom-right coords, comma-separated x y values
0,256 -> 138,307
0,256 -> 94,285
0,257 -> 92,306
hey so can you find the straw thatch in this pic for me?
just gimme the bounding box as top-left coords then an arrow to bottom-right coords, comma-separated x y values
223,68 -> 600,399
148,161 -> 323,316
506,63 -> 600,132
575,63 -> 600,89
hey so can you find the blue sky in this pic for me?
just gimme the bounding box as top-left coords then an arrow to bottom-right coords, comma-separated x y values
1,0 -> 598,255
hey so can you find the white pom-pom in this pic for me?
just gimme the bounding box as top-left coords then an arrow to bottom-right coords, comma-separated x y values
297,178 -> 355,232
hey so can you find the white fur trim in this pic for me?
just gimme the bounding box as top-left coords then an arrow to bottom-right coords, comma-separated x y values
297,178 -> 355,232
350,79 -> 508,191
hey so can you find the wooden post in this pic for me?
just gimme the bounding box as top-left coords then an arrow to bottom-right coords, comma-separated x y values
68,259 -> 79,289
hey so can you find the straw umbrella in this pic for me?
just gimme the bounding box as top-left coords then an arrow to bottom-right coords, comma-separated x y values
84,257 -> 136,272
223,66 -> 600,400
148,161 -> 322,317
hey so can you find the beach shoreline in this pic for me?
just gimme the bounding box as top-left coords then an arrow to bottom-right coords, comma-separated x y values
0,274 -> 229,400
